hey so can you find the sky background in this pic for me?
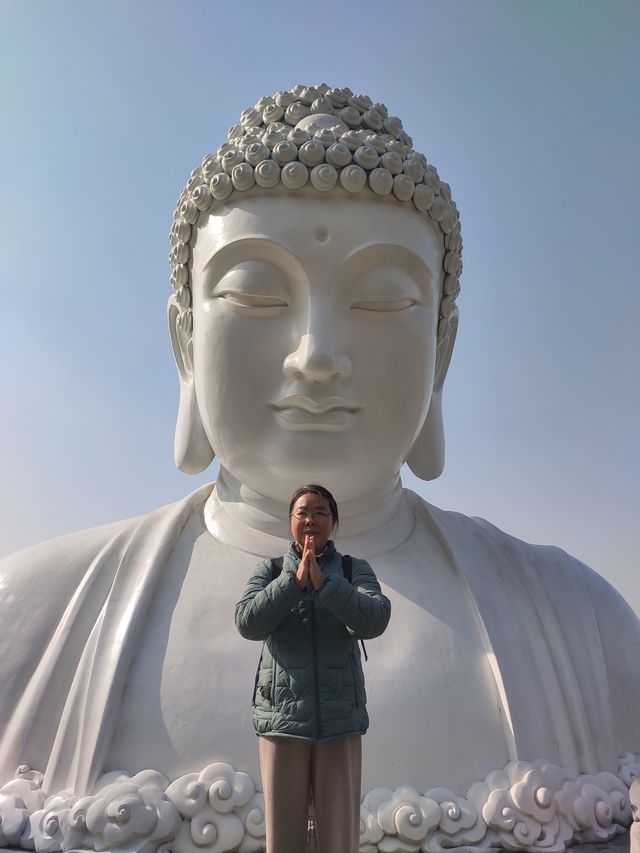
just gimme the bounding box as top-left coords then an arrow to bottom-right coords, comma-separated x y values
1,0 -> 638,616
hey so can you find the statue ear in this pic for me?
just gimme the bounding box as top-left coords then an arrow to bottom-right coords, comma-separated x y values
406,308 -> 458,481
168,298 -> 215,474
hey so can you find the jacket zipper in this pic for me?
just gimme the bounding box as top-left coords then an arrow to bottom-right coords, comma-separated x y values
310,589 -> 322,739
251,656 -> 261,706
349,651 -> 360,707
270,640 -> 276,704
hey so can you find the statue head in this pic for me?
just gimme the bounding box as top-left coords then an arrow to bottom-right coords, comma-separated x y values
168,84 -> 462,503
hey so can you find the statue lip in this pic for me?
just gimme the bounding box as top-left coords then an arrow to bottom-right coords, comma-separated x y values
269,395 -> 361,432
269,395 -> 361,415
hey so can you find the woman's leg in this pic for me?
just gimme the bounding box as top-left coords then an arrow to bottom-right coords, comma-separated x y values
258,735 -> 311,853
311,734 -> 362,853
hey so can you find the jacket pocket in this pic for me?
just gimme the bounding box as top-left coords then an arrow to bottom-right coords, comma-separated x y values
253,643 -> 275,707
259,681 -> 272,702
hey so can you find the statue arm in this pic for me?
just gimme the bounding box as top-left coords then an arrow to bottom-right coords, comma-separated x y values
318,558 -> 391,640
234,560 -> 304,641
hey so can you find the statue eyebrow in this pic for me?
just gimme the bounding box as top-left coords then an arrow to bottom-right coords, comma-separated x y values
342,243 -> 436,289
200,237 -> 308,297
202,236 -> 296,274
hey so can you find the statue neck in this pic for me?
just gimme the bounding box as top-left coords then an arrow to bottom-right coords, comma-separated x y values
204,467 -> 415,558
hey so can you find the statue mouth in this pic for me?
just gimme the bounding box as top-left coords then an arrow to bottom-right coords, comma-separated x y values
269,395 -> 361,432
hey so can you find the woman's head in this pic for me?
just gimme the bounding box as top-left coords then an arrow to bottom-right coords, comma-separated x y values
289,484 -> 338,551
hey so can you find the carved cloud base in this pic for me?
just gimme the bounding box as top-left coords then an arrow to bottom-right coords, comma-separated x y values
1,754 -> 638,853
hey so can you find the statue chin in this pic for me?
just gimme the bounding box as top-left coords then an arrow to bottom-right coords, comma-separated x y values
0,83 -> 638,853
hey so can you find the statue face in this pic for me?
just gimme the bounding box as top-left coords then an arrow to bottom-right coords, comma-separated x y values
189,192 -> 443,502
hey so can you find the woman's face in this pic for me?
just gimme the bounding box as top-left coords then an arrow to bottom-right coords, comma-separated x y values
289,492 -> 335,553
189,191 -> 443,503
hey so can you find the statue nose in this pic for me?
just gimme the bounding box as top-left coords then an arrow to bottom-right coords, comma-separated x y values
283,332 -> 352,383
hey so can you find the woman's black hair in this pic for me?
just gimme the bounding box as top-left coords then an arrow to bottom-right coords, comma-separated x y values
289,484 -> 339,527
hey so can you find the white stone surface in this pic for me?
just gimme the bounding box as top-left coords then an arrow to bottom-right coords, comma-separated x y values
0,85 -> 638,852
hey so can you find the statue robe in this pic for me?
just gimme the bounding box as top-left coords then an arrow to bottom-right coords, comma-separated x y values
0,484 -> 638,799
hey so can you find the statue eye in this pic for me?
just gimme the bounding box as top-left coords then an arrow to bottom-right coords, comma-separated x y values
351,298 -> 417,312
210,261 -> 290,314
215,291 -> 288,311
349,265 -> 421,313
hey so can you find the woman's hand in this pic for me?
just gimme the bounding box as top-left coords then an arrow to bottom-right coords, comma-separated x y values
295,551 -> 309,590
303,535 -> 325,591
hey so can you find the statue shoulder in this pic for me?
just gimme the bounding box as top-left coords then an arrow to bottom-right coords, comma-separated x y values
0,483 -> 212,600
0,516 -> 146,675
405,487 -> 639,627
469,514 -> 639,627
0,514 -> 143,586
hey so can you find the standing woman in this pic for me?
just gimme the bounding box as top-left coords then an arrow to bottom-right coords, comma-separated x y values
235,484 -> 391,853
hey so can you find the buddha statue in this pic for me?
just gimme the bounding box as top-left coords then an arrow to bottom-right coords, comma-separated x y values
1,84 -> 639,853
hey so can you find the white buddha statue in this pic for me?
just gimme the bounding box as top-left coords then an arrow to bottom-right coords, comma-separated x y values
1,84 -> 638,853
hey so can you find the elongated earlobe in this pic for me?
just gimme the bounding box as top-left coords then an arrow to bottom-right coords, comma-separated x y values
168,298 -> 215,474
174,380 -> 215,474
407,309 -> 458,481
407,391 -> 445,480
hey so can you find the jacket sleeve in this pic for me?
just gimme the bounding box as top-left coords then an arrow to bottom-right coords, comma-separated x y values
235,559 -> 304,641
317,557 -> 391,639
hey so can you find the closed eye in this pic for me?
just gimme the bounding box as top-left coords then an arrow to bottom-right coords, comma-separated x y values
351,298 -> 417,312
214,291 -> 288,313
207,259 -> 291,314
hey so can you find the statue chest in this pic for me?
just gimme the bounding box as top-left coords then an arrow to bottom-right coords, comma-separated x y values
106,513 -> 511,793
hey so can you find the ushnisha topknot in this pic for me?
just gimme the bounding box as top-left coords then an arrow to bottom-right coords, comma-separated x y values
169,83 -> 463,337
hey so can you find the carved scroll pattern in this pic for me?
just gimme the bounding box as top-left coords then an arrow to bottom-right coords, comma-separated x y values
0,755 -> 637,853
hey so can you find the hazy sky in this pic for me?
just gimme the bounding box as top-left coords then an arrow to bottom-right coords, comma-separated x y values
1,0 -> 638,615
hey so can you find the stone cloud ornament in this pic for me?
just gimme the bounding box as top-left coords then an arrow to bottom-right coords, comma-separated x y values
0,84 -> 639,852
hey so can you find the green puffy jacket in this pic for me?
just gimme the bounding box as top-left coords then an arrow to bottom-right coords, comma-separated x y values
235,541 -> 391,741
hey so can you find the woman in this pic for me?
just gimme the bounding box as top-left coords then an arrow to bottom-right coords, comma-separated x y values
235,484 -> 391,853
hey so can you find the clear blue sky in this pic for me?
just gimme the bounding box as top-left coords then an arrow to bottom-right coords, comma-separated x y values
1,0 -> 638,615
